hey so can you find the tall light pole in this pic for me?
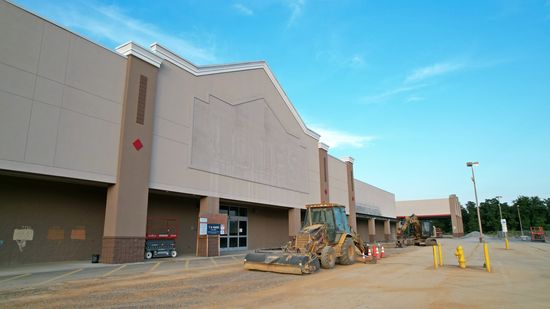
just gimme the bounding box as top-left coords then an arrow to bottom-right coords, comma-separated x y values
517,203 -> 524,237
466,161 -> 483,243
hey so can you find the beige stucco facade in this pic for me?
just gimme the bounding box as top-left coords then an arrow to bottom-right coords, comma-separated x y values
0,0 -> 125,184
0,1 -> 398,264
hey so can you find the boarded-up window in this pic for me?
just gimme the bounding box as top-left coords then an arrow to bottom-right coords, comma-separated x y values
136,75 -> 148,125
47,226 -> 65,240
70,226 -> 86,240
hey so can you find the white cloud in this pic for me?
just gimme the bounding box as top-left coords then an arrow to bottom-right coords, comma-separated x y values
49,2 -> 217,64
406,95 -> 424,103
286,0 -> 306,27
310,126 -> 375,149
362,84 -> 428,104
405,62 -> 464,83
349,54 -> 365,67
233,3 -> 254,16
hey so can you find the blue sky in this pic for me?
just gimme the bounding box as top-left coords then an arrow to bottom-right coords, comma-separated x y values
14,0 -> 550,204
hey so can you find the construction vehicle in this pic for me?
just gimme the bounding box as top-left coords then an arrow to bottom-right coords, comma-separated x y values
530,226 -> 547,242
243,203 -> 369,275
396,214 -> 437,247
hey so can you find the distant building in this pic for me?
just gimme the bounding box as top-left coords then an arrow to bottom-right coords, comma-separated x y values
396,195 -> 464,237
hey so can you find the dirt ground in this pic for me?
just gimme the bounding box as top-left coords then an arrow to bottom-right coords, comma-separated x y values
1,238 -> 549,308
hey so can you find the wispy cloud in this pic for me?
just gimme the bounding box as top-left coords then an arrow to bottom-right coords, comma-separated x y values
286,0 -> 306,27
315,50 -> 366,69
348,54 -> 365,67
310,126 -> 376,148
362,84 -> 428,104
406,95 -> 424,103
233,3 -> 254,16
47,1 -> 217,64
405,62 -> 465,83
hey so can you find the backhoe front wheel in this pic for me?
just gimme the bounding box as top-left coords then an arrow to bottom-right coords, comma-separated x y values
320,246 -> 336,269
338,238 -> 356,265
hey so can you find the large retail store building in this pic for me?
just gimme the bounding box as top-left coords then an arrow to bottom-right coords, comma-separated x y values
0,1 -> 397,265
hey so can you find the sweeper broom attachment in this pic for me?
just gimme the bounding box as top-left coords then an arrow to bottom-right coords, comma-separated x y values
244,250 -> 320,275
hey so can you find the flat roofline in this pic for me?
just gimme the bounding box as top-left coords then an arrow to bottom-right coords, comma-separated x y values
396,214 -> 451,218
396,197 -> 450,203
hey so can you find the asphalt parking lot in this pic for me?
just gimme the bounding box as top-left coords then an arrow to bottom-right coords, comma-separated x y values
1,238 -> 549,308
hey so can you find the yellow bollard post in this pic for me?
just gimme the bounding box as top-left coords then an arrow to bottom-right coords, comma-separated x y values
483,243 -> 491,273
455,245 -> 466,269
432,245 -> 438,269
438,243 -> 443,267
505,238 -> 509,250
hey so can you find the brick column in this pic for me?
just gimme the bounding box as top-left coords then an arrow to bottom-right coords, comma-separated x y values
288,208 -> 301,239
384,219 -> 391,241
101,44 -> 161,264
343,157 -> 357,232
318,143 -> 330,203
368,218 -> 376,242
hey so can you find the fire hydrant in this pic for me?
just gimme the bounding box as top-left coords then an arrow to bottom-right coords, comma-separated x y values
454,245 -> 466,269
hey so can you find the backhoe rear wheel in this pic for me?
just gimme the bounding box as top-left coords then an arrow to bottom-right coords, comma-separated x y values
320,246 -> 336,269
338,237 -> 355,265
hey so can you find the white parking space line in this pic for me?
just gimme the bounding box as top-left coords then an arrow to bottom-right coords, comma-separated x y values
210,257 -> 218,266
231,256 -> 241,262
185,259 -> 190,270
0,273 -> 31,284
102,264 -> 127,277
36,268 -> 83,285
148,262 -> 161,273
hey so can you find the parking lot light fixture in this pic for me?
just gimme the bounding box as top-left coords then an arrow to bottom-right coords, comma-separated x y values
466,161 -> 483,243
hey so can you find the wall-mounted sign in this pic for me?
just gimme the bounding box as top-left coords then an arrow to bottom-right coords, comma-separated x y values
207,224 -> 221,235
199,224 -> 208,235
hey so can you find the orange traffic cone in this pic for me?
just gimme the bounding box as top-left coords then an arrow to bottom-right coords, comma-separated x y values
374,245 -> 380,260
380,245 -> 385,258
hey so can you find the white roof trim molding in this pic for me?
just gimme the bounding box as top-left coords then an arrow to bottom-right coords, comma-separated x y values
342,156 -> 355,164
149,43 -> 320,140
318,142 -> 330,151
116,42 -> 162,68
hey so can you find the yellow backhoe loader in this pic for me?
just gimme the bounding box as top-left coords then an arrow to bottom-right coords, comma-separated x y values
396,214 -> 437,247
243,203 -> 369,275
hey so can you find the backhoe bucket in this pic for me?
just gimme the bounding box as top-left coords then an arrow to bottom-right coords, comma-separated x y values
244,251 -> 320,275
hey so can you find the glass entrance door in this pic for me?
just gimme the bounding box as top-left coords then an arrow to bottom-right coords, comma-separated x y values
220,205 -> 248,251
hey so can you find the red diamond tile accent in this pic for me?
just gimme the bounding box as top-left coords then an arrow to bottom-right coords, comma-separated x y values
133,139 -> 143,151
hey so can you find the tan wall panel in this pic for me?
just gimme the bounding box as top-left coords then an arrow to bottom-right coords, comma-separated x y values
147,193 -> 199,254
355,179 -> 396,218
0,1 -> 43,72
151,61 -> 319,209
327,156 -> 348,208
0,3 -> 125,183
0,175 -> 106,265
248,206 -> 288,249
396,198 -> 451,217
